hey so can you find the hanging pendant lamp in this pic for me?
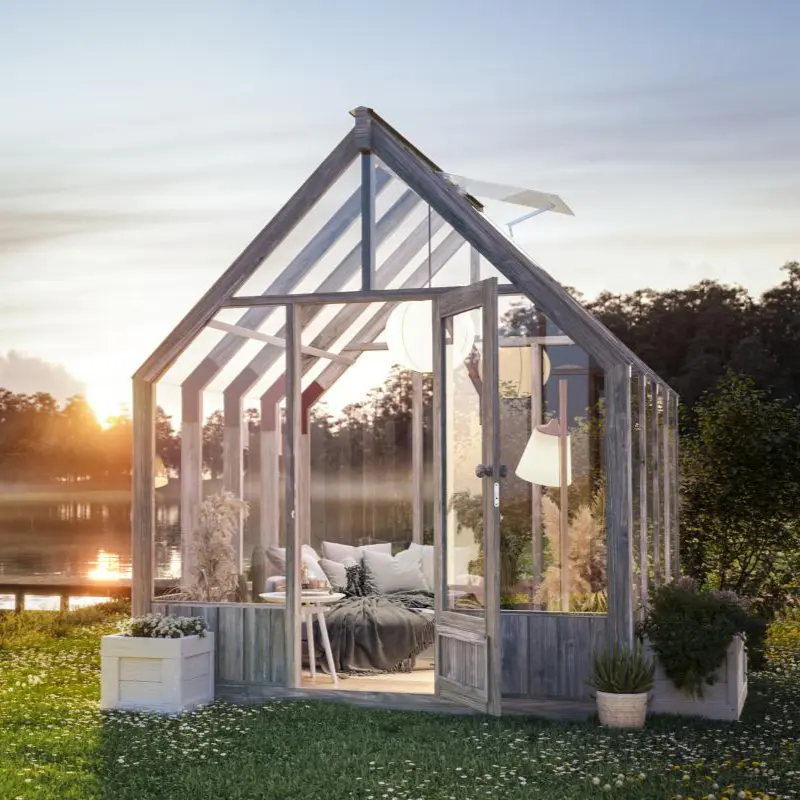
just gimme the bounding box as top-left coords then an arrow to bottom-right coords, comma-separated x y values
385,300 -> 475,373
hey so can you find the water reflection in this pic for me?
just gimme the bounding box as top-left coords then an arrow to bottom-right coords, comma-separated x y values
87,550 -> 129,582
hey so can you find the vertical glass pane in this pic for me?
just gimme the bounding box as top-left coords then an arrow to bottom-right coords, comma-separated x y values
496,294 -> 606,613
444,309 -> 484,613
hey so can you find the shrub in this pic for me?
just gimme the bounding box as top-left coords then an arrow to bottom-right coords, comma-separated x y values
589,643 -> 654,694
119,613 -> 208,639
765,606 -> 800,669
640,579 -> 749,696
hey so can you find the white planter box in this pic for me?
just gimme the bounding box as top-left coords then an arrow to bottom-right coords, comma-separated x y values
101,633 -> 215,714
648,635 -> 747,721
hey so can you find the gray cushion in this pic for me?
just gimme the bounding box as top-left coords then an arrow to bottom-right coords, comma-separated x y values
362,548 -> 429,594
319,557 -> 356,590
321,540 -> 392,564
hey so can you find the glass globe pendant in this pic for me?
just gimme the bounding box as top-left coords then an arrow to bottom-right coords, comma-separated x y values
385,300 -> 475,373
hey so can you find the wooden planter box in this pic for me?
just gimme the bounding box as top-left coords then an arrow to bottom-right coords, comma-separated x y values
100,633 -> 215,714
648,635 -> 747,721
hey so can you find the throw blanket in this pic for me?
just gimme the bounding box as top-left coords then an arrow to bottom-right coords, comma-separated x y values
314,591 -> 434,675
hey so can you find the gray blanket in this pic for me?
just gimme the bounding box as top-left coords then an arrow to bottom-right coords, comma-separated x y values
313,591 -> 435,675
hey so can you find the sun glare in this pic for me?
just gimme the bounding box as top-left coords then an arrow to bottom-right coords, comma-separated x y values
86,385 -> 129,428
88,550 -> 129,582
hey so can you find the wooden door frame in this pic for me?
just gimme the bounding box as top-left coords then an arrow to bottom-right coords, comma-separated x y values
432,278 -> 501,715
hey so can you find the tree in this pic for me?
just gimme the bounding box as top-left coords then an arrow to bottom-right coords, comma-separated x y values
202,410 -> 224,479
680,371 -> 800,614
156,407 -> 181,472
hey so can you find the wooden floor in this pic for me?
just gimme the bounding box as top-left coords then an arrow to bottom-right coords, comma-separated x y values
301,667 -> 435,694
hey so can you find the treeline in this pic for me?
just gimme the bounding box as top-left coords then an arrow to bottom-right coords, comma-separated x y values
1,263 -> 798,486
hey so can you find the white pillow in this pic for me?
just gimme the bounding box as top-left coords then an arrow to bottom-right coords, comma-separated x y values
321,540 -> 392,564
362,548 -> 429,594
407,542 -> 435,589
266,545 -> 329,586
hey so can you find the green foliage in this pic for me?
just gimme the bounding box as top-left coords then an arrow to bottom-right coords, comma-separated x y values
680,371 -> 800,615
641,579 -> 750,696
1,617 -> 800,799
589,643 -> 654,694
765,607 -> 800,669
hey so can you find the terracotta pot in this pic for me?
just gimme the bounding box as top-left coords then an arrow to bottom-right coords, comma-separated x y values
596,690 -> 648,728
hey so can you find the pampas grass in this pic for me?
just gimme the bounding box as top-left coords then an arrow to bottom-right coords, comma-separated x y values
183,492 -> 249,602
535,486 -> 607,612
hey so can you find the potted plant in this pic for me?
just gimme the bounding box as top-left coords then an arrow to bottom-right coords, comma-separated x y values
640,578 -> 749,720
589,643 -> 654,728
100,613 -> 214,714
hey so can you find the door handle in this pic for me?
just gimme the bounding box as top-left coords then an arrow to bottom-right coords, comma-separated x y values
475,464 -> 508,479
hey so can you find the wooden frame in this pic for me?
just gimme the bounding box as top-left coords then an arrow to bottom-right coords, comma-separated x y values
433,278 -> 501,715
131,106 -> 680,713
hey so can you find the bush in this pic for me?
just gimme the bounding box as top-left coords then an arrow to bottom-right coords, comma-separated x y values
765,606 -> 800,669
589,643 -> 654,694
640,579 -> 750,696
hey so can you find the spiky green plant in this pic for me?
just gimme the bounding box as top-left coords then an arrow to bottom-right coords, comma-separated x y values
589,643 -> 654,694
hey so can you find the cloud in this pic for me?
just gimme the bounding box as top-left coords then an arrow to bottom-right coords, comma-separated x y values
0,351 -> 85,401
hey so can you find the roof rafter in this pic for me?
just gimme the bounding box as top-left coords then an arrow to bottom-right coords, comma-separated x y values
134,128 -> 359,384
221,188 -> 422,415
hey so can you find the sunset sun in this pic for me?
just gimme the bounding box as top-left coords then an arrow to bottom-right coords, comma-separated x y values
86,385 -> 129,428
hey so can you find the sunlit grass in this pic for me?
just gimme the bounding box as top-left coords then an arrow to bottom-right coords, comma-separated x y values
0,606 -> 798,800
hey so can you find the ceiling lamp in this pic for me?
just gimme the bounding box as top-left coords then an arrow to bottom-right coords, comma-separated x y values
154,455 -> 169,489
385,300 -> 475,373
477,346 -> 551,396
515,418 -> 572,487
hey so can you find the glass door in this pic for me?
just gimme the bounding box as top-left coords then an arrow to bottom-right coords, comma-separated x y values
432,278 -> 501,715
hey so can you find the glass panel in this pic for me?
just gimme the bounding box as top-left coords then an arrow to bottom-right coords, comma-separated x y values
496,294 -> 607,613
444,309 -> 485,613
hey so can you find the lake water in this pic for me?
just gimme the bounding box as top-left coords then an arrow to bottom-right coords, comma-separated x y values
0,498 -> 181,611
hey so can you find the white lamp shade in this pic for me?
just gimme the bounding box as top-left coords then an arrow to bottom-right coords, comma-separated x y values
385,300 -> 475,373
515,427 -> 572,487
154,455 -> 169,489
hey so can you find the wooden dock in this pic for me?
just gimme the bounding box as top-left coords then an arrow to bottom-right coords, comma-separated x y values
0,576 -> 178,613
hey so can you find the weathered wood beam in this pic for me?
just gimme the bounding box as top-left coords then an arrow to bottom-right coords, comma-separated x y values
179,418 -> 202,585
361,153 -> 376,290
340,333 -> 574,351
662,384 -> 672,581
132,378 -> 155,617
651,382 -> 662,586
605,363 -> 634,649
638,374 -> 649,616
411,370 -> 424,544
206,320 -> 355,364
558,378 -> 570,612
470,245 -> 480,283
530,343 -> 543,602
259,398 -> 281,550
224,282 -> 524,308
284,304 -> 302,689
671,392 -> 681,581
135,129 -> 359,384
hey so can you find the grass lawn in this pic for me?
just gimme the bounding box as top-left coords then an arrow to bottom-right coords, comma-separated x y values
1,608 -> 798,800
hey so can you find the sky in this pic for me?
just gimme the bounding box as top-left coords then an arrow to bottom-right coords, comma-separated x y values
1,0 -> 798,423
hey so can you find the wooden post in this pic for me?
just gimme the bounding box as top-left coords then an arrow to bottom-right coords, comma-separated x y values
638,375 -> 649,616
259,399 -> 281,549
14,590 -> 23,613
606,363 -> 634,649
284,304 -> 303,689
530,344 -> 543,604
132,378 -> 156,617
299,420 -> 312,547
469,246 -> 480,283
662,384 -> 672,581
558,378 -> 570,612
672,393 -> 681,580
360,150 -> 376,290
411,370 -> 424,544
180,393 -> 203,587
222,395 -> 244,572
651,383 -> 662,586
